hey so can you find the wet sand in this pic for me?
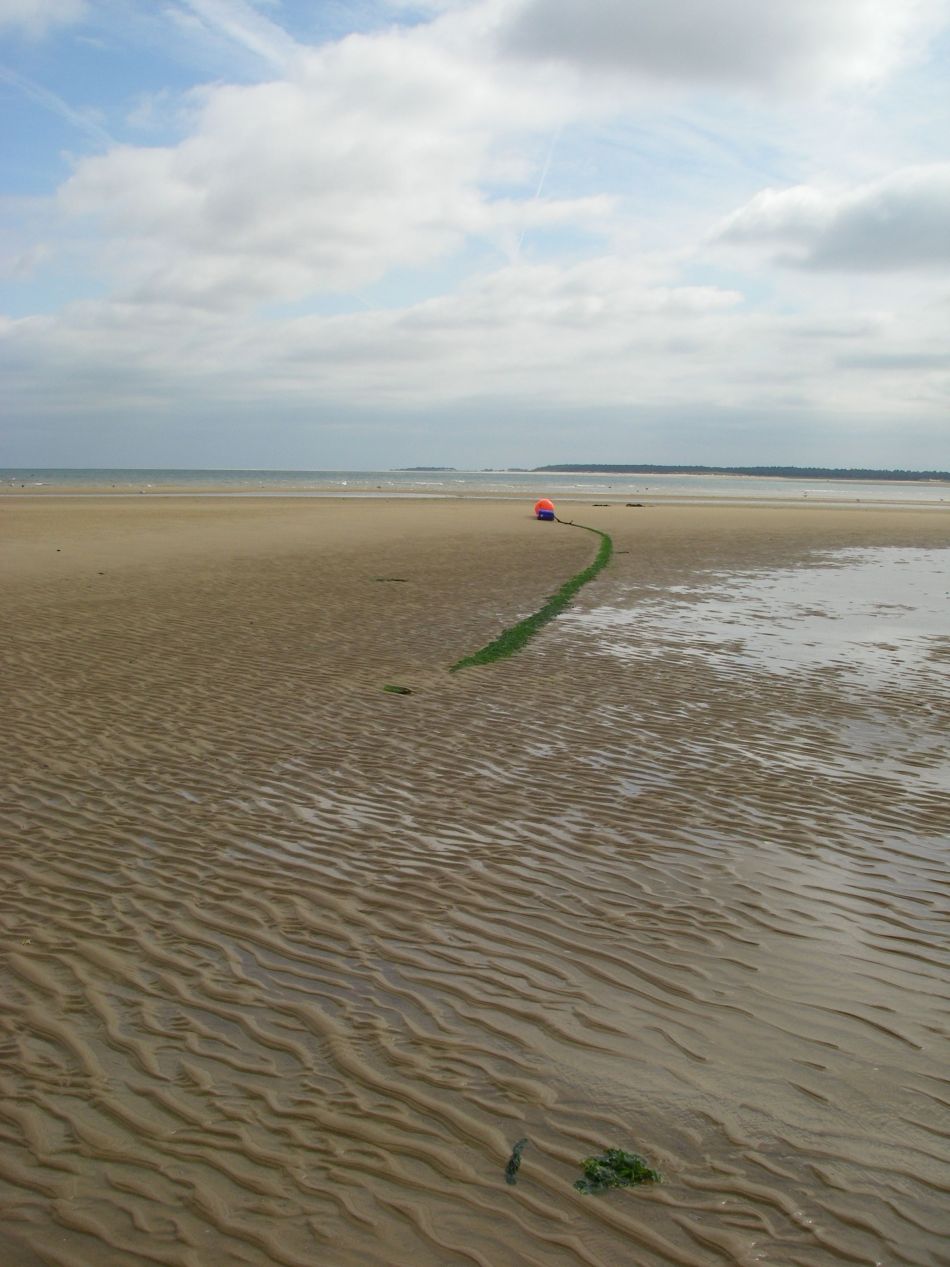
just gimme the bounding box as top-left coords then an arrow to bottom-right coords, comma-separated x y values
1,497 -> 948,1266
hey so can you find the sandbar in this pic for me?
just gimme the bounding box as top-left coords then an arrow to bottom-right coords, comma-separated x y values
1,496 -> 948,1267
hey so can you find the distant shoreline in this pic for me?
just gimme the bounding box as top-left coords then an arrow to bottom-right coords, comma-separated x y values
533,464 -> 950,483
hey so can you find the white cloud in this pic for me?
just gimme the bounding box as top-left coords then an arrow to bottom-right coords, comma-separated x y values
498,0 -> 941,92
4,0 -> 950,466
57,25 -> 607,309
0,0 -> 86,37
0,253 -> 910,411
713,166 -> 950,270
275,258 -> 742,406
3,244 -> 948,468
0,242 -> 49,279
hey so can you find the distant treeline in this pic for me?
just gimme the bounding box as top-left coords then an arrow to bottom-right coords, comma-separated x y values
534,464 -> 950,482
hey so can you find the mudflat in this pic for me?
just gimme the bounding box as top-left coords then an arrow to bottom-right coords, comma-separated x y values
1,496 -> 948,1266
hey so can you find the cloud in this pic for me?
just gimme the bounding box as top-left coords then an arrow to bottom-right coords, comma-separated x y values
0,0 -> 86,37
4,246 -> 948,467
0,242 -> 50,279
4,0 -> 950,467
837,351 -> 950,370
713,166 -> 950,270
0,255 -> 743,413
57,25 -> 608,310
498,0 -> 939,92
273,258 -> 741,405
0,253 -> 802,421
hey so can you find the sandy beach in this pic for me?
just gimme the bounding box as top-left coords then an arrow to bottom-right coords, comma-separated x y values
1,495 -> 948,1267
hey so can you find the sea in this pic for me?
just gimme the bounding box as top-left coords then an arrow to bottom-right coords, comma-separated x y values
2,466 -> 949,506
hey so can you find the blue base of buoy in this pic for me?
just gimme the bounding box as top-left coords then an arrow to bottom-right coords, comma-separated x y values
537,510 -> 556,520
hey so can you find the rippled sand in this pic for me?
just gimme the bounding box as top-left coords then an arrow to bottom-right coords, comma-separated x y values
1,497 -> 948,1267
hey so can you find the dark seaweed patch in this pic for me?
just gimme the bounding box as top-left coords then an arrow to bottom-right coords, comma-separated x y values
504,1138 -> 528,1185
574,1148 -> 660,1194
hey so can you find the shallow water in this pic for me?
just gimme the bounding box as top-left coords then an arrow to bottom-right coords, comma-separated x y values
1,528 -> 948,1265
563,546 -> 950,686
3,466 -> 950,505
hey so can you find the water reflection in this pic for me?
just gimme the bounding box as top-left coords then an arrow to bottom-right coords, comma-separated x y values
565,547 -> 949,687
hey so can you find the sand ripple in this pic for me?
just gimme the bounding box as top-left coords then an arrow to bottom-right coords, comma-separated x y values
1,504 -> 948,1265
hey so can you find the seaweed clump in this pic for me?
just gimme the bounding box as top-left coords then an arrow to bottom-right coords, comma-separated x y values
504,1137 -> 528,1185
574,1148 -> 660,1194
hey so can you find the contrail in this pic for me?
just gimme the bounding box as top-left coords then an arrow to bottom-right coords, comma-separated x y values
0,64 -> 113,148
517,124 -> 563,258
179,0 -> 298,71
533,124 -> 563,199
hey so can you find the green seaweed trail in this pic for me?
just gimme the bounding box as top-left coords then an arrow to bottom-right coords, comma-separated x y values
450,517 -> 612,672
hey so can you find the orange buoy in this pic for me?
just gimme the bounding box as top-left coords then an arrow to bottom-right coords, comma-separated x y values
534,498 -> 556,520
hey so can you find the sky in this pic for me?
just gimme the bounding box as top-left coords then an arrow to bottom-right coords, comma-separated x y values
1,0 -> 949,471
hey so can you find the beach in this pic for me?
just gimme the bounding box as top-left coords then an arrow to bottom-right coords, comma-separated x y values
1,495 -> 948,1266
